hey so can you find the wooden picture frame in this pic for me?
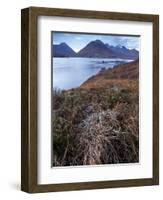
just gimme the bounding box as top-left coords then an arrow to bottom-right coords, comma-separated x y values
21,7 -> 159,193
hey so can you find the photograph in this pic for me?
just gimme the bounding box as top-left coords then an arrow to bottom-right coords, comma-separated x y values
52,32 -> 140,167
21,7 -> 159,193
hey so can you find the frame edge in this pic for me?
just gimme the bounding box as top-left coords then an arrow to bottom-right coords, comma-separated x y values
152,15 -> 159,185
21,7 -> 38,193
21,7 -> 30,193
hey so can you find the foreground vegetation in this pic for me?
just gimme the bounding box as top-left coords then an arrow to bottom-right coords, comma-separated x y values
52,60 -> 139,166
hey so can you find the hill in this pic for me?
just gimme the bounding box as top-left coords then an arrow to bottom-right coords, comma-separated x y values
53,42 -> 76,57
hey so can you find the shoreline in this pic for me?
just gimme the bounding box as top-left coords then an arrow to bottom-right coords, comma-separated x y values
52,58 -> 138,92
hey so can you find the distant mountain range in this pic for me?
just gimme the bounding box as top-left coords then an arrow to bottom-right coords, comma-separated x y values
53,39 -> 139,59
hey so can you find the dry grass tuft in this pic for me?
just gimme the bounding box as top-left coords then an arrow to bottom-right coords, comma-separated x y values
73,104 -> 138,165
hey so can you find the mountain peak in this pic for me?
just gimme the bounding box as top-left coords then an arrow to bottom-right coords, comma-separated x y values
60,42 -> 68,47
130,48 -> 138,52
94,39 -> 103,44
91,40 -> 106,46
122,46 -> 127,49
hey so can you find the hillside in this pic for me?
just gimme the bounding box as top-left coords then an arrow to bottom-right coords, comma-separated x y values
80,59 -> 139,89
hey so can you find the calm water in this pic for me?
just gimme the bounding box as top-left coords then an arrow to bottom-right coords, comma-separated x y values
53,58 -> 132,90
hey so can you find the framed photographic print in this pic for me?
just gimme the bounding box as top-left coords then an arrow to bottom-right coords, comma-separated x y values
21,7 -> 159,193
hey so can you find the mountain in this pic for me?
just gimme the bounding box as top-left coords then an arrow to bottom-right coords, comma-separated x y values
53,42 -> 76,57
105,44 -> 139,59
77,40 -> 116,58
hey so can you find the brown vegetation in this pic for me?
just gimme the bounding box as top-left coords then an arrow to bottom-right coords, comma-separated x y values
52,59 -> 139,166
81,59 -> 139,90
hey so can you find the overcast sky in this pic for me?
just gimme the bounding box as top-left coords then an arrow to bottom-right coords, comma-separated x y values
52,32 -> 140,53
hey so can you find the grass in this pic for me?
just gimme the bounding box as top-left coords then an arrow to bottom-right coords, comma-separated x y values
52,79 -> 139,166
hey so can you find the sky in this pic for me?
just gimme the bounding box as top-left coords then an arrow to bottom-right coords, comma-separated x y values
52,32 -> 140,53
